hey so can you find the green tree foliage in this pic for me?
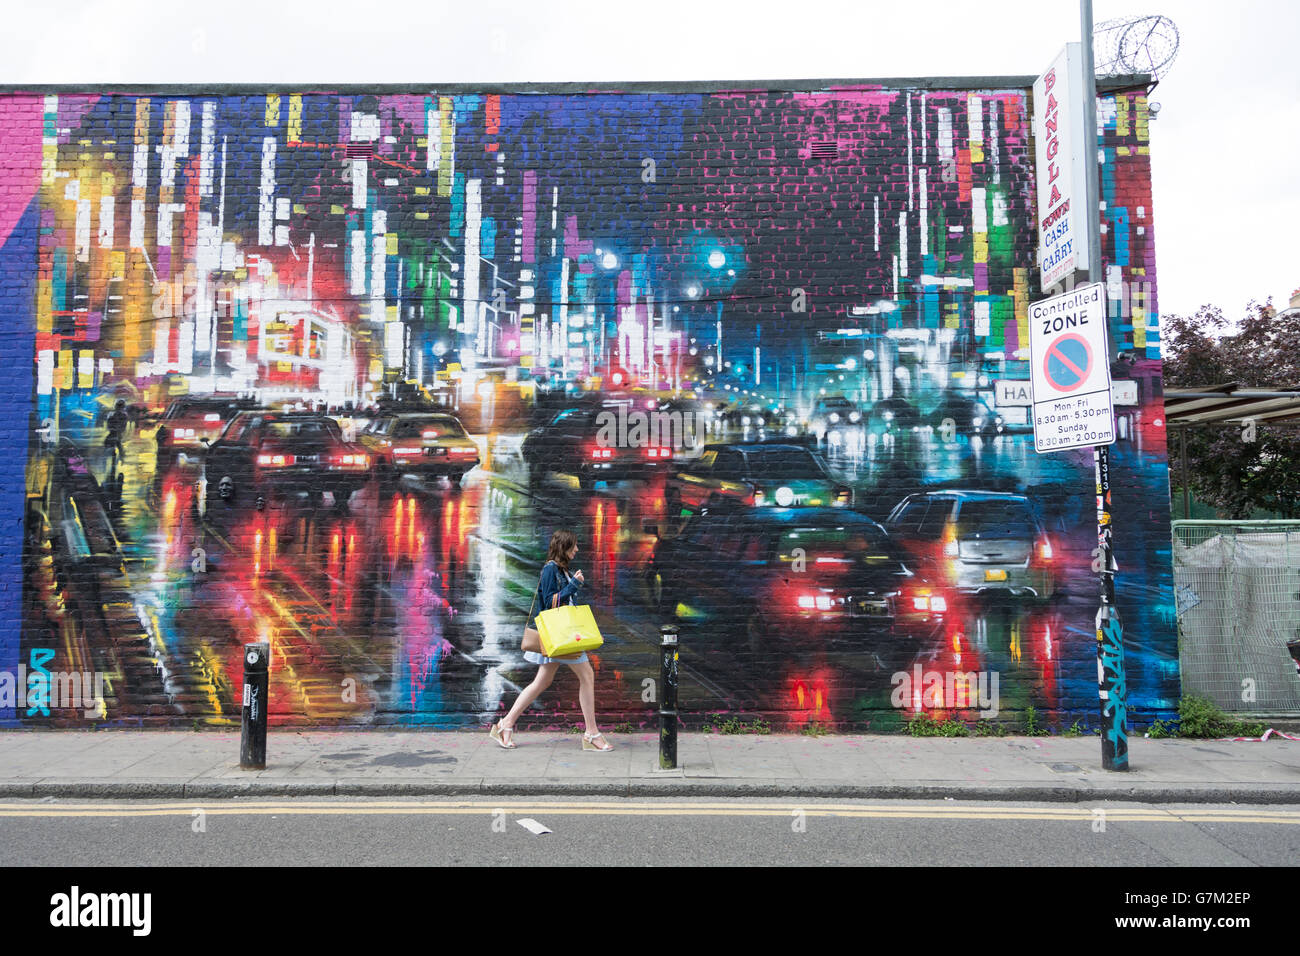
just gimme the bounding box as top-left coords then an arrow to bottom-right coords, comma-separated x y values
1163,301 -> 1300,518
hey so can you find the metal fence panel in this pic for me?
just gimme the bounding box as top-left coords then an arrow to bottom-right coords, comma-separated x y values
1172,521 -> 1300,714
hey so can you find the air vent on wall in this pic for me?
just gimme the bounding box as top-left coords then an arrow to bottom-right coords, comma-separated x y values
809,141 -> 839,162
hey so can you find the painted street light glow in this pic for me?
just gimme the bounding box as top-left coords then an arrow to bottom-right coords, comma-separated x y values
708,250 -> 726,269
602,252 -> 619,270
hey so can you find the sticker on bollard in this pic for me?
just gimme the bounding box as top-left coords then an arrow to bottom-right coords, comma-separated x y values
658,625 -> 680,770
240,641 -> 270,770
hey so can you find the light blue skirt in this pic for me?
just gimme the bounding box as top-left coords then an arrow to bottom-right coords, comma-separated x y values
523,650 -> 590,665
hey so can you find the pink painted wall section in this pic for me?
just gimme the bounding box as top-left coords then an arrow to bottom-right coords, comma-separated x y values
521,170 -> 537,264
0,95 -> 43,248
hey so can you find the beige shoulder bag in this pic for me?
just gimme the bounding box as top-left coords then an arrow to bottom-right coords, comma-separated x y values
521,580 -> 543,653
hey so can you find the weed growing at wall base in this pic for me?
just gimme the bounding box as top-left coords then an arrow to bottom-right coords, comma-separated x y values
904,713 -> 969,737
705,713 -> 772,735
1022,705 -> 1049,737
1146,695 -> 1266,739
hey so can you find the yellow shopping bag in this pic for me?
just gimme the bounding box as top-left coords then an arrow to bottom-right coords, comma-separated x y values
535,603 -> 604,657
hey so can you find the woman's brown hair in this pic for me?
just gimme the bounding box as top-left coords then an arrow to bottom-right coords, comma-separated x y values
546,529 -> 577,569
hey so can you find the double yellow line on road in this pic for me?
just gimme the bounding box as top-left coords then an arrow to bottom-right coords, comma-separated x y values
1,801 -> 1298,824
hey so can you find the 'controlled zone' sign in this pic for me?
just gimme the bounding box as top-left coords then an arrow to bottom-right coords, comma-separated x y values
1029,282 -> 1115,452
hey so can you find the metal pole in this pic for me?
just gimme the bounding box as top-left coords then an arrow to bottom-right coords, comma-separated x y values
1080,0 -> 1104,291
240,642 -> 270,770
1180,426 -> 1190,515
1082,0 -> 1128,772
1180,426 -> 1190,520
658,624 -> 679,770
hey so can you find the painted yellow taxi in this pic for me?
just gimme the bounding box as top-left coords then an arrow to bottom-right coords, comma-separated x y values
359,412 -> 481,486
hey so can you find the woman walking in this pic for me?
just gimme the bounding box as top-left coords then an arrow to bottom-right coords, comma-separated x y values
491,529 -> 613,751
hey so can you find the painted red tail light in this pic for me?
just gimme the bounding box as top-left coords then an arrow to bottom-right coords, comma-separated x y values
589,446 -> 614,460
907,587 -> 948,614
791,676 -> 831,716
796,592 -> 837,611
256,453 -> 295,467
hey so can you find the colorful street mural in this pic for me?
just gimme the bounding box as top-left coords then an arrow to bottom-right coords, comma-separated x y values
0,85 -> 1176,729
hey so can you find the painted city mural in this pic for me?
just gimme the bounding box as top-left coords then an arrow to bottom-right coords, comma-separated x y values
1,86 -> 1176,729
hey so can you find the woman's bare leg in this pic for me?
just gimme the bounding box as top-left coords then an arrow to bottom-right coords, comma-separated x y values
501,663 -> 560,729
572,661 -> 598,735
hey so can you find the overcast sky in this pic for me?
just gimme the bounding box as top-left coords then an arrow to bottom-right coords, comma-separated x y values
4,0 -> 1295,322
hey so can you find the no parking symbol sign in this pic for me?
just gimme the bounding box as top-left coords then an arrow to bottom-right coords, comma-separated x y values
1029,282 -> 1115,452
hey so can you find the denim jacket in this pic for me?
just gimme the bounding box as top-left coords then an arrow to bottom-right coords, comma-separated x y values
533,560 -> 580,626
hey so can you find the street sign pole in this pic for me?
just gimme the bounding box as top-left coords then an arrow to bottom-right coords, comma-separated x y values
1081,0 -> 1128,772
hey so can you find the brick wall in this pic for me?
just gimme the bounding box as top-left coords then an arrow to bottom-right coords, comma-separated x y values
0,84 -> 1175,730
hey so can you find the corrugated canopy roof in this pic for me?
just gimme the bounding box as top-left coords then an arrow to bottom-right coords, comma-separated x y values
1165,385 -> 1300,425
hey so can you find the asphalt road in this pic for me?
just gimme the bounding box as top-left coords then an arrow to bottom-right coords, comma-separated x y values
2,797 -> 1297,867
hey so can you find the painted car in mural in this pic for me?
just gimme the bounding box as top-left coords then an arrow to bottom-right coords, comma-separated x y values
155,396 -> 259,466
884,491 -> 1056,601
926,392 -> 1007,438
645,507 -> 949,670
5,83 -> 1175,730
522,400 -> 675,489
359,412 -> 480,486
809,395 -> 864,449
867,395 -> 925,438
201,412 -> 372,511
664,441 -> 852,515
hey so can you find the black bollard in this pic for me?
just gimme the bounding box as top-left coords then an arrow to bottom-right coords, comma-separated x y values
240,642 -> 270,770
659,624 -> 679,770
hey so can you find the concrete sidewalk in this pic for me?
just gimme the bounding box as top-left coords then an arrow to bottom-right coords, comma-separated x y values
0,729 -> 1297,802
